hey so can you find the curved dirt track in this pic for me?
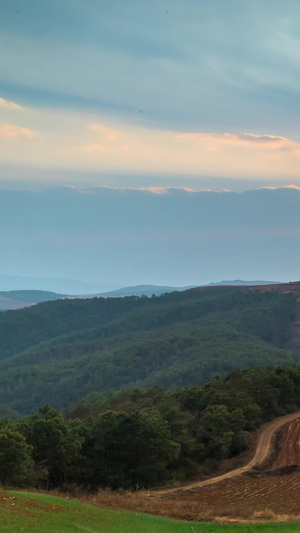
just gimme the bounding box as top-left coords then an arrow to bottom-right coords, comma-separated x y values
156,410 -> 300,495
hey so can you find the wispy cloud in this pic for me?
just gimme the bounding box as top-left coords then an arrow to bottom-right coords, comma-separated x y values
83,144 -> 106,152
258,186 -> 278,190
258,184 -> 300,191
65,185 -> 195,195
86,124 -> 118,142
124,186 -> 179,195
2,99 -> 300,181
178,131 -> 300,153
235,133 -> 289,145
285,184 -> 300,190
0,123 -> 36,140
0,97 -> 23,111
82,123 -> 131,153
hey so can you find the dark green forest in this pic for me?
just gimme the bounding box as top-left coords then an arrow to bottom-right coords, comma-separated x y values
0,287 -> 298,414
1,364 -> 300,490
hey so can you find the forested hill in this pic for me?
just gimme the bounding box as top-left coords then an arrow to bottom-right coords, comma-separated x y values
0,286 -> 298,414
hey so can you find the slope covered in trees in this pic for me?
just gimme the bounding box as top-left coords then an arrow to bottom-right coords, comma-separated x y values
1,364 -> 300,490
0,287 -> 298,414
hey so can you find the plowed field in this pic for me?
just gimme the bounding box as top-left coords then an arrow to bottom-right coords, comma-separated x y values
152,472 -> 300,522
92,413 -> 300,523
152,415 -> 300,522
274,419 -> 300,467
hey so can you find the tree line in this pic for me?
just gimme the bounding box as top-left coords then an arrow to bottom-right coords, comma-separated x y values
1,363 -> 300,490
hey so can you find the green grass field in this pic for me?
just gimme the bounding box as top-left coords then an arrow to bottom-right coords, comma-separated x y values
0,491 -> 299,533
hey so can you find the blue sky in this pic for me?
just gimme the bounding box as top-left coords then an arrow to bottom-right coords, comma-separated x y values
2,1 -> 300,189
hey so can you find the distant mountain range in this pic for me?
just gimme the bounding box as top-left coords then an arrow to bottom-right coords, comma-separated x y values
0,280 -> 283,311
207,280 -> 282,286
96,284 -> 194,297
96,280 -> 282,297
0,275 -> 120,294
0,290 -> 65,311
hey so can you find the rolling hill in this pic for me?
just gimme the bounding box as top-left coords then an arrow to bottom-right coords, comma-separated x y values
0,283 -> 298,414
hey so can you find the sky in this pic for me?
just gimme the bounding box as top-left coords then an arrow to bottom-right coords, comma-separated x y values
2,1 -> 300,289
2,0 -> 300,190
1,187 -> 300,290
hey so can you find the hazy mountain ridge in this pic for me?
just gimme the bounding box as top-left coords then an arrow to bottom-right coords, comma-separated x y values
0,290 -> 65,311
0,290 -> 64,303
96,284 -> 192,297
0,275 -> 120,294
0,281 -> 283,310
208,280 -> 282,286
0,296 -> 33,312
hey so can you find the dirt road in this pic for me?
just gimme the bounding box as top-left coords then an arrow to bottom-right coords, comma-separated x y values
156,410 -> 300,495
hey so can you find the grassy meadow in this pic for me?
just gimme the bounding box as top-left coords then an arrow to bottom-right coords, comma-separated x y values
0,491 -> 299,533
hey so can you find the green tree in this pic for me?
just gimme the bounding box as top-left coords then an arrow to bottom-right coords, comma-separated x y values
18,405 -> 83,488
197,404 -> 245,459
81,409 -> 179,489
0,429 -> 32,485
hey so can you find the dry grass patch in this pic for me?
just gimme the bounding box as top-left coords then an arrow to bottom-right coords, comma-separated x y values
55,472 -> 300,524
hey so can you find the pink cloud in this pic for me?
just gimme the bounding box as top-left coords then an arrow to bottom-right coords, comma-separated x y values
82,144 -> 106,151
205,146 -> 220,152
0,123 -> 36,140
258,186 -> 279,190
178,131 -> 300,152
65,186 -> 195,195
86,124 -> 118,142
258,184 -> 300,191
123,186 -> 194,194
285,184 -> 300,190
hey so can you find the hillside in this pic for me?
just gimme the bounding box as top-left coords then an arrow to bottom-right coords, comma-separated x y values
0,284 -> 298,414
2,362 -> 300,495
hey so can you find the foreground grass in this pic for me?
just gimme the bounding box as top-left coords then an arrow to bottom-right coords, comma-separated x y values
0,491 -> 299,533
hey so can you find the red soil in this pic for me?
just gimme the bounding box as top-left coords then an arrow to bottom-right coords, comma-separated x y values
275,419 -> 300,467
88,412 -> 300,522
151,413 -> 300,521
